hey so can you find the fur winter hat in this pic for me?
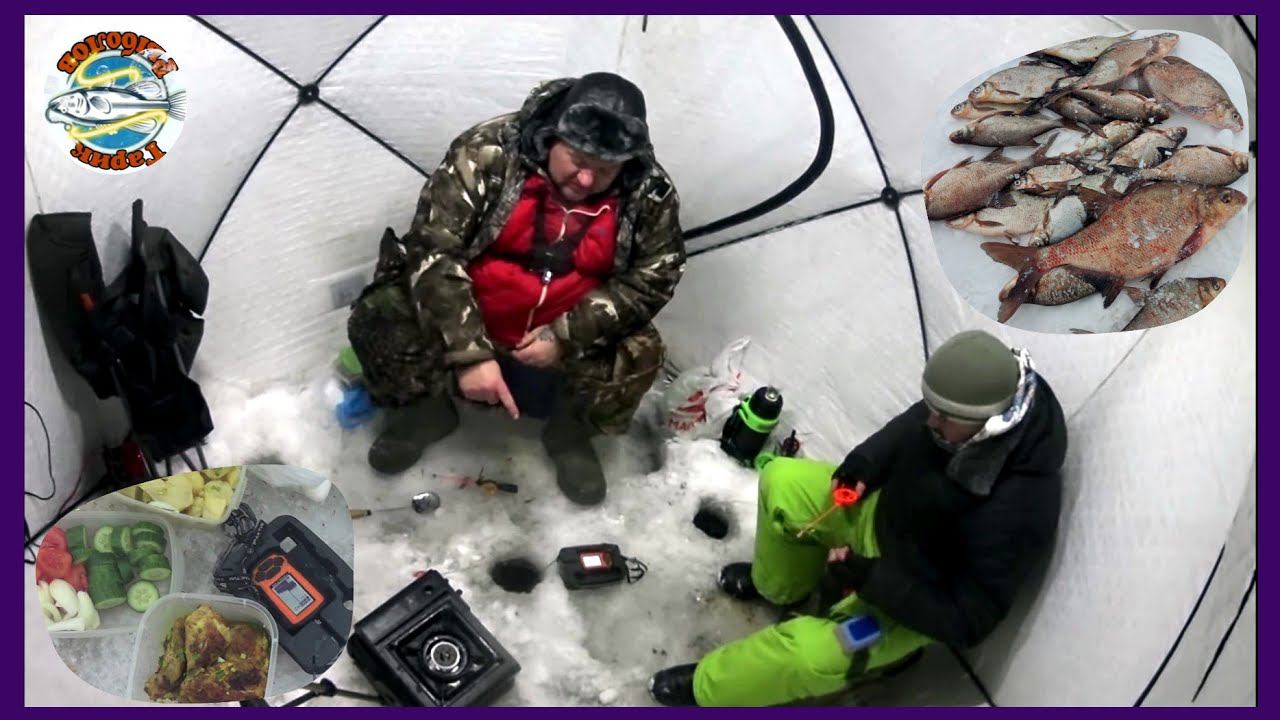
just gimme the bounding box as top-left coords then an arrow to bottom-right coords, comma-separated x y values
551,72 -> 651,162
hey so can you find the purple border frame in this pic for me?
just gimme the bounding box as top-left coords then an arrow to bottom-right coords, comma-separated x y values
15,5 -> 1265,713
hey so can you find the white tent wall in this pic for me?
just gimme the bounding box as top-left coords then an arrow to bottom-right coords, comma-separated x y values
1144,466 -> 1256,706
23,15 -> 1255,706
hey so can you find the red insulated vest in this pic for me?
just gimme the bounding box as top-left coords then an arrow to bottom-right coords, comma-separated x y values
467,173 -> 619,347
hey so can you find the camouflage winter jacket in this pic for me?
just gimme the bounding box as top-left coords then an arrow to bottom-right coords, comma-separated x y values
387,79 -> 686,368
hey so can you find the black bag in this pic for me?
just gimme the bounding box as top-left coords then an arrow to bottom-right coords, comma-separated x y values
26,199 -> 214,461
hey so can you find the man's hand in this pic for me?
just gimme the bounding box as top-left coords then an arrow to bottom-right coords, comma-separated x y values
457,360 -> 520,419
512,325 -> 561,368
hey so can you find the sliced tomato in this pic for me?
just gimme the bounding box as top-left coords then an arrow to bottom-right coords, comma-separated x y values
66,564 -> 88,593
41,527 -> 68,552
35,547 -> 72,580
35,567 -> 53,586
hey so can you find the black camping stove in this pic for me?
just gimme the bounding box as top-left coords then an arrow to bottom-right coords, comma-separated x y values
347,570 -> 520,706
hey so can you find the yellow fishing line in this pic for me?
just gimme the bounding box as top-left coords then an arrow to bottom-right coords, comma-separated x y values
67,109 -> 168,141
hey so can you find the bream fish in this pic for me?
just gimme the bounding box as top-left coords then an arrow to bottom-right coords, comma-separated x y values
982,182 -> 1246,321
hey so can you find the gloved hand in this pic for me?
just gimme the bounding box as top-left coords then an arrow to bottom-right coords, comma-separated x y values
831,453 -> 871,491
819,547 -> 875,602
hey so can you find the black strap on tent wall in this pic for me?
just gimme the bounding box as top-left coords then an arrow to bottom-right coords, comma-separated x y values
805,17 -> 930,363
1191,569 -> 1256,703
680,16 -> 835,241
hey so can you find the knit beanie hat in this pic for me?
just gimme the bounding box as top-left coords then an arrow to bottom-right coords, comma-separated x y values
551,72 -> 651,163
922,330 -> 1019,423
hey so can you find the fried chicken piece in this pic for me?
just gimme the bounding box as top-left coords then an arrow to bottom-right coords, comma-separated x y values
176,663 -> 266,703
183,605 -> 232,670
145,617 -> 187,700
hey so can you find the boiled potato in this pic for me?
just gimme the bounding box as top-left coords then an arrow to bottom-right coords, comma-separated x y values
203,496 -> 227,520
188,495 -> 205,518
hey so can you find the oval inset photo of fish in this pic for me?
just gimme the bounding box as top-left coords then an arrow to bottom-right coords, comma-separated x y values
29,465 -> 354,705
922,30 -> 1251,334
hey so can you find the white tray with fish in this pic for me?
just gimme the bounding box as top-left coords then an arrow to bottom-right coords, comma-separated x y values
922,29 -> 1251,334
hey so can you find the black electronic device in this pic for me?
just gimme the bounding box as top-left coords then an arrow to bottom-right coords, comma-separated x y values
215,506 -> 354,675
556,543 -> 646,590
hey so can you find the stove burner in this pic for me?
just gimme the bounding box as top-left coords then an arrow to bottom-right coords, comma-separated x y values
423,635 -> 468,679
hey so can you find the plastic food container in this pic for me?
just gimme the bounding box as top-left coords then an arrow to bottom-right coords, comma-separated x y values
112,466 -> 248,527
46,511 -> 184,638
126,594 -> 280,703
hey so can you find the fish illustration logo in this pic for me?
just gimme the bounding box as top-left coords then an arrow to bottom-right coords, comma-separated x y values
44,32 -> 185,173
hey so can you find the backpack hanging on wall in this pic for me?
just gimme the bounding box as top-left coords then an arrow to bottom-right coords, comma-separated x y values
26,199 -> 214,470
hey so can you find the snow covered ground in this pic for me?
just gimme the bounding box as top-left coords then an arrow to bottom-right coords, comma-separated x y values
194,366 -> 969,707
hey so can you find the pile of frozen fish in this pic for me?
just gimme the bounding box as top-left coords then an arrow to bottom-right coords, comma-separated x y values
925,31 -> 1249,329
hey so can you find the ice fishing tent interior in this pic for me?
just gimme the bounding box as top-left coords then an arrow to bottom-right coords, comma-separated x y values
24,15 -> 1257,707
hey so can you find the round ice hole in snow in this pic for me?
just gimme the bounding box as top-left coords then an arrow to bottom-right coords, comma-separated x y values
490,557 -> 543,593
694,502 -> 730,540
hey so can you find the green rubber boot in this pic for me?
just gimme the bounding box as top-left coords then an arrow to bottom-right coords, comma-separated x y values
542,409 -> 606,506
367,394 -> 460,474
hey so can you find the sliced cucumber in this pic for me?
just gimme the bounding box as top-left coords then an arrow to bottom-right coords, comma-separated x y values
66,526 -> 89,550
136,554 -> 171,582
92,526 -> 114,554
132,539 -> 164,557
88,564 -> 126,610
86,550 -> 117,568
127,547 -> 156,565
128,528 -> 165,549
125,580 -> 160,612
115,556 -> 135,583
131,521 -> 164,536
110,526 -> 133,555
70,544 -> 92,564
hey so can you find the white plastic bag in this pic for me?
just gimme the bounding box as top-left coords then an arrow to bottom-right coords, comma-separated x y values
253,464 -> 332,503
661,337 -> 757,439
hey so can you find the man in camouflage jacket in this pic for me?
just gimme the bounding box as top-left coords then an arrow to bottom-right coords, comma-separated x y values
348,72 -> 685,505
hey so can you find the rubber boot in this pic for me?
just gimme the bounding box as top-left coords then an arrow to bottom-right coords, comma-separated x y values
649,664 -> 698,706
718,562 -> 760,601
542,408 -> 606,506
367,394 -> 459,474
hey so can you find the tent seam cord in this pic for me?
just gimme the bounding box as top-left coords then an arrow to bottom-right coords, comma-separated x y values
804,16 -> 930,363
1067,331 -> 1147,425
688,185 -> 925,254
315,98 -> 430,178
688,193 -> 882,258
314,16 -> 388,85
892,206 -> 929,360
948,646 -> 997,707
1135,545 -> 1226,705
189,16 -> 302,89
804,16 -> 889,187
197,102 -> 302,263
682,15 -> 835,240
1191,570 -> 1257,702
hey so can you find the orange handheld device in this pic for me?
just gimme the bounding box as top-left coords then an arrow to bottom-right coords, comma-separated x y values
252,552 -> 328,627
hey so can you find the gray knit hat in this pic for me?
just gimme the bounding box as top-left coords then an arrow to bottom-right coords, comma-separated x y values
922,330 -> 1019,422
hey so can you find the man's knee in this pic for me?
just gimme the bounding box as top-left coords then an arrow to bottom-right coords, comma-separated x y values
758,458 -> 837,514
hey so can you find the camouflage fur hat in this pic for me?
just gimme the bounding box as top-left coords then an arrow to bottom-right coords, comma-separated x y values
551,72 -> 651,163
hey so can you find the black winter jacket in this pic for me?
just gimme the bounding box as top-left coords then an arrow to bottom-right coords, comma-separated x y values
838,375 -> 1067,648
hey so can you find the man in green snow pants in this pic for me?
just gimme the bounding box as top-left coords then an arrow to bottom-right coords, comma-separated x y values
649,330 -> 1068,706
